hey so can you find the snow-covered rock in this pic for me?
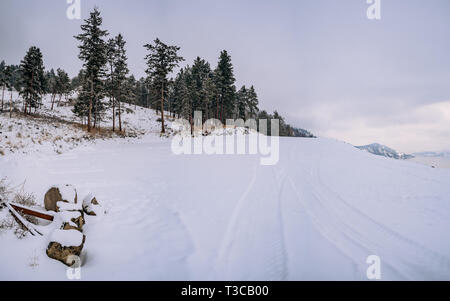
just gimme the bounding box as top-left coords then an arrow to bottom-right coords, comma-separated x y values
46,229 -> 85,266
82,194 -> 103,216
55,210 -> 85,231
44,184 -> 78,212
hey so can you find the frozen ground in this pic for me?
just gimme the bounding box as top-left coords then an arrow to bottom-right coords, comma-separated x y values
1,133 -> 450,280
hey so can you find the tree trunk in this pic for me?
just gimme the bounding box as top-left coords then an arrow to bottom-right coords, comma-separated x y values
146,85 -> 149,108
9,90 -> 13,118
216,97 -> 219,120
50,94 -> 55,110
160,82 -> 165,133
112,96 -> 115,132
88,76 -> 93,132
1,85 -> 4,111
118,98 -> 122,132
57,94 -> 62,107
168,99 -> 171,118
110,66 -> 115,132
57,94 -> 62,108
25,73 -> 33,114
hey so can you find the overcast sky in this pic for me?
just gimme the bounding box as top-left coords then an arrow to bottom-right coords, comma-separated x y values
1,0 -> 450,153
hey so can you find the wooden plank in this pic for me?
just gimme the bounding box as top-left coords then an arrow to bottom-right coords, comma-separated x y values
4,202 -> 40,236
9,203 -> 54,221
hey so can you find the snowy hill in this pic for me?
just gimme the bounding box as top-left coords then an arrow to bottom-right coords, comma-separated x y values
1,117 -> 450,280
0,91 -> 169,156
356,143 -> 414,160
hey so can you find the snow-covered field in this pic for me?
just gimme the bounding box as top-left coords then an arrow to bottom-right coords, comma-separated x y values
1,95 -> 450,280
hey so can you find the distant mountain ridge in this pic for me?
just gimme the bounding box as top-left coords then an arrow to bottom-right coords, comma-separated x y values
355,143 -> 414,160
413,151 -> 450,158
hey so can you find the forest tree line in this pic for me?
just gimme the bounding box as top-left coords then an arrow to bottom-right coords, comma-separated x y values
0,7 -> 314,138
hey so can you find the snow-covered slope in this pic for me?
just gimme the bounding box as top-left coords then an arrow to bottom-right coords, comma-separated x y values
0,91 -> 168,156
1,133 -> 450,280
356,143 -> 414,160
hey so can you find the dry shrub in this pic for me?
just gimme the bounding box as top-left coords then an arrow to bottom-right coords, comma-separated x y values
13,190 -> 38,225
0,178 -> 37,238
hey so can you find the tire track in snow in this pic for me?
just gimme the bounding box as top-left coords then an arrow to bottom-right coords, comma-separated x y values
312,160 -> 450,280
284,145 -> 450,280
282,146 -> 408,279
286,173 -> 409,280
213,162 -> 288,280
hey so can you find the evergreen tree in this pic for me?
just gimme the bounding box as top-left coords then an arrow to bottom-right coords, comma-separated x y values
124,75 -> 136,107
236,85 -> 247,120
144,38 -> 184,133
4,65 -> 14,117
9,65 -> 22,92
171,68 -> 187,118
106,38 -> 117,130
257,110 -> 272,135
201,71 -> 216,120
112,34 -> 129,132
55,68 -> 70,107
134,77 -> 149,108
19,46 -> 45,114
246,85 -> 259,119
214,50 -> 236,122
70,69 -> 85,91
190,57 -> 211,120
272,110 -> 286,136
45,69 -> 58,110
181,67 -> 194,127
166,78 -> 175,116
74,7 -> 108,131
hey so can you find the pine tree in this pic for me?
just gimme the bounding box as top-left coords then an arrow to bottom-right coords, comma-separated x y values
257,110 -> 272,135
4,65 -> 14,118
112,34 -> 129,132
19,46 -> 45,114
190,57 -> 211,120
181,67 -> 194,128
45,69 -> 57,110
246,85 -> 259,119
55,68 -> 70,107
171,68 -> 187,118
134,77 -> 149,108
201,71 -> 216,121
70,69 -> 85,91
236,85 -> 247,120
166,78 -> 175,116
144,38 -> 184,133
74,7 -> 108,132
124,75 -> 136,107
106,38 -> 117,131
214,50 -> 236,122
